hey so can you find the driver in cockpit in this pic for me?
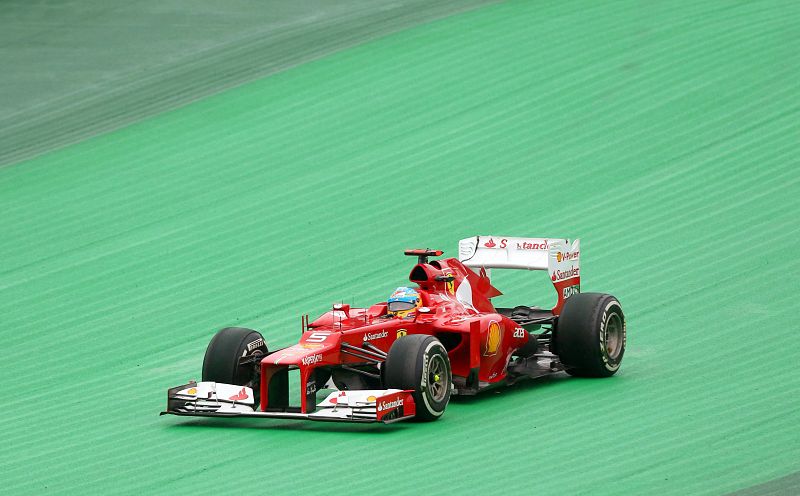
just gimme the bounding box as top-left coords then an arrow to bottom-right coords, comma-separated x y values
386,286 -> 421,318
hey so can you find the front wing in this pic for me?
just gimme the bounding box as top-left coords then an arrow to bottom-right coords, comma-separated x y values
161,381 -> 416,423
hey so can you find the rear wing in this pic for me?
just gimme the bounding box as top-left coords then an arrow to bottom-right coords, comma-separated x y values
458,236 -> 581,314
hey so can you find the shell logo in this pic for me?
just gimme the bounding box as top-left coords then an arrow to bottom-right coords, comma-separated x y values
484,321 -> 502,356
444,273 -> 455,295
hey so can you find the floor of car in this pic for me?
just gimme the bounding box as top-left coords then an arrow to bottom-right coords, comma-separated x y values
496,306 -> 555,324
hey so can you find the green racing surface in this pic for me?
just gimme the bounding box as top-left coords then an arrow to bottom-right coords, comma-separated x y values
1,0 -> 798,494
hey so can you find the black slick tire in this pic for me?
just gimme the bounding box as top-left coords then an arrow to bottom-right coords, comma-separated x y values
555,293 -> 626,377
384,335 -> 451,421
202,327 -> 268,386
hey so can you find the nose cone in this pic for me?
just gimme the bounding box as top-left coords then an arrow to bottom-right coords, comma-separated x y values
262,328 -> 343,366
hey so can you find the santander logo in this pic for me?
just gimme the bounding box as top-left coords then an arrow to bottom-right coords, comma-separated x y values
516,240 -> 547,250
228,387 -> 248,401
378,398 -> 404,411
483,238 -> 508,249
363,331 -> 388,341
552,267 -> 580,282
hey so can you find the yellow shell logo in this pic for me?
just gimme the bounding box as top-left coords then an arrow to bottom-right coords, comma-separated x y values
484,321 -> 501,356
444,272 -> 455,295
187,388 -> 197,395
396,329 -> 408,339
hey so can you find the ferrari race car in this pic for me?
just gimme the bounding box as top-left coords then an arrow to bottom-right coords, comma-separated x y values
162,236 -> 626,424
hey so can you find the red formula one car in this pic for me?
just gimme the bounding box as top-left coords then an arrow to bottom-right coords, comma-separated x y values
162,236 -> 626,423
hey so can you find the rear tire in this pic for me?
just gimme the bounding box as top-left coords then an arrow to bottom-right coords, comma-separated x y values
202,327 -> 268,386
384,335 -> 451,421
555,293 -> 626,377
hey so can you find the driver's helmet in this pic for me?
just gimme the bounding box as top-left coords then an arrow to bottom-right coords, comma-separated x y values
387,287 -> 421,317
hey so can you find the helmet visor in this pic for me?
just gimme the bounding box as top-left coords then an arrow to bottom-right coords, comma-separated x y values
388,300 -> 416,313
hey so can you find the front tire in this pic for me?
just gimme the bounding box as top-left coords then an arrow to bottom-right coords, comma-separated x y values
202,327 -> 268,386
555,293 -> 626,377
384,335 -> 451,421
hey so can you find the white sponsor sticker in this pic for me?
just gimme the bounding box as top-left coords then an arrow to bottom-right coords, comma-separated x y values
363,330 -> 388,341
378,398 -> 404,412
301,354 -> 323,366
246,338 -> 265,352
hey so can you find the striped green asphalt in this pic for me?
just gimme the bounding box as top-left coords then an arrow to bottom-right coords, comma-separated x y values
0,0 -> 499,167
1,0 -> 798,494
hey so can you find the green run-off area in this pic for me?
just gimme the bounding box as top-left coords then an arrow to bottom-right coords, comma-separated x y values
1,1 -> 798,494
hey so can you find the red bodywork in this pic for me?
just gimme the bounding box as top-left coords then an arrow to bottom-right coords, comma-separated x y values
258,257 -> 556,414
